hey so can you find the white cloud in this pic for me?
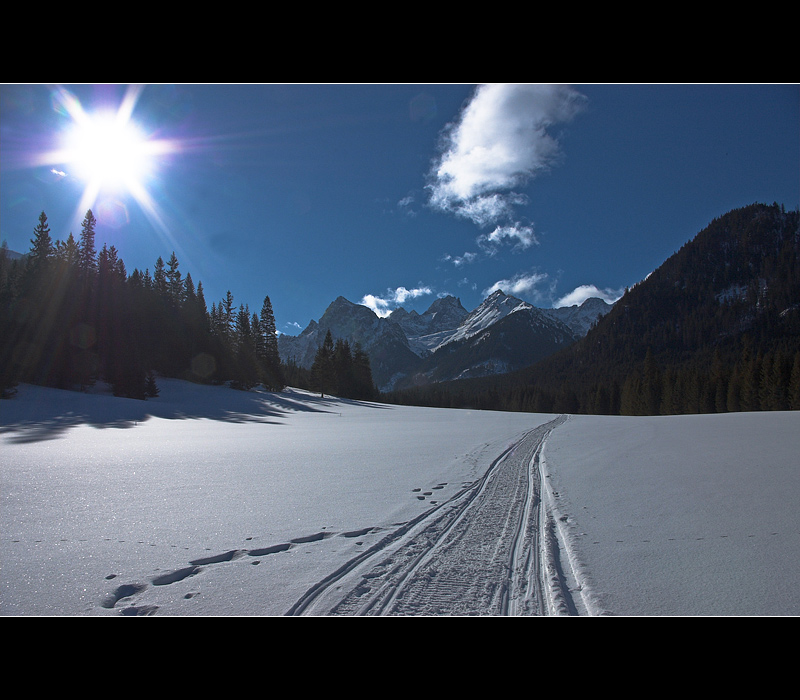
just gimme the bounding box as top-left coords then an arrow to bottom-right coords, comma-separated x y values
397,194 -> 417,217
555,284 -> 624,308
443,251 -> 478,267
479,224 -> 538,251
361,285 -> 433,317
428,84 -> 586,227
361,294 -> 391,316
483,271 -> 551,303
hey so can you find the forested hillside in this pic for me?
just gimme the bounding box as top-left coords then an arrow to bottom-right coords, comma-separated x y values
0,210 -> 288,398
385,203 -> 800,415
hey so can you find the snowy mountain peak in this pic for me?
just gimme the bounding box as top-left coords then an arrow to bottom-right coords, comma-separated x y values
388,295 -> 467,340
425,294 -> 466,314
460,290 -> 532,332
422,295 -> 468,326
544,297 -> 613,336
279,290 -> 611,392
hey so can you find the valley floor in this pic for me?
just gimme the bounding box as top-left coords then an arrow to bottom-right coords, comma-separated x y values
1,380 -> 798,616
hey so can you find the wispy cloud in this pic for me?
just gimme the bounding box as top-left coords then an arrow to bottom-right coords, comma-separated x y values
478,224 -> 537,251
361,285 -> 433,317
555,284 -> 624,308
483,271 -> 553,304
428,84 -> 586,231
396,194 -> 417,217
442,251 -> 478,267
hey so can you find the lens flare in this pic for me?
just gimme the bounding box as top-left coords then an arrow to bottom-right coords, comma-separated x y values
64,110 -> 151,192
43,85 -> 178,235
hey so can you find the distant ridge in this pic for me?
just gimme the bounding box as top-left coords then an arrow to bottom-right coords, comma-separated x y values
385,202 -> 800,415
279,289 -> 609,391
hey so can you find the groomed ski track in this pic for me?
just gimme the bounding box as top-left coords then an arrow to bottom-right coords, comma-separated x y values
287,414 -> 592,616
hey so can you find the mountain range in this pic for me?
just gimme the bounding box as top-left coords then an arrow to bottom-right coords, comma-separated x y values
386,202 -> 800,415
278,289 -> 612,391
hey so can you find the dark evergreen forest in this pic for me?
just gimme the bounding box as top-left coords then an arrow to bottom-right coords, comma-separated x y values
1,210 -> 377,400
383,203 -> 800,416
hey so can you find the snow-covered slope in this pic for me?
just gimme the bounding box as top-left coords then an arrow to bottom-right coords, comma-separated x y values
414,290 -> 534,353
394,300 -> 577,388
2,379 -> 798,616
545,297 -> 613,336
389,295 -> 468,347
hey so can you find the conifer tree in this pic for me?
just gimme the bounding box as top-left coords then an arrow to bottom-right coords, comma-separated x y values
78,210 -> 97,277
145,371 -> 159,397
259,295 -> 283,390
196,281 -> 207,315
166,252 -> 183,305
232,304 -> 259,389
223,291 -> 235,344
333,338 -> 354,396
251,312 -> 263,357
311,330 -> 335,397
153,256 -> 167,297
56,232 -> 80,270
352,342 -> 376,400
184,272 -> 196,305
29,211 -> 54,270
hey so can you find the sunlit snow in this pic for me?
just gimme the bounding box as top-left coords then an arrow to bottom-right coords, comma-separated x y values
2,379 -> 798,616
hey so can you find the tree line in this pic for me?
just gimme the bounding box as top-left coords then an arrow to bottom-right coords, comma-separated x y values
0,210 -> 286,398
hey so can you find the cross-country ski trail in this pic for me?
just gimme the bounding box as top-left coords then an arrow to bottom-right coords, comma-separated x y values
287,414 -> 591,616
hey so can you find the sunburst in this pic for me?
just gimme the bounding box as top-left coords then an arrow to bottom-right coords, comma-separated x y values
43,85 -> 178,231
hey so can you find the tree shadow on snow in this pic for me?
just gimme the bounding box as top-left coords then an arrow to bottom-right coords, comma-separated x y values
0,381 -> 390,444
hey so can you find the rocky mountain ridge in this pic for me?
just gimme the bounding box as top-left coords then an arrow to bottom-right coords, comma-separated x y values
278,290 -> 611,391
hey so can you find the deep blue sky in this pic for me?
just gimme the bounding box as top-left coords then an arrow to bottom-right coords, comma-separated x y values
2,83 -> 798,334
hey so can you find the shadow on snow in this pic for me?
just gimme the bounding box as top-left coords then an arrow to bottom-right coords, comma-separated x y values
0,380 -> 390,444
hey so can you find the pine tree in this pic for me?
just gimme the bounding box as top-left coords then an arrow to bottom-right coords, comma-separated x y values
153,256 -> 167,297
145,371 -> 160,397
166,252 -> 183,305
29,211 -> 54,270
55,232 -> 80,271
333,338 -> 354,396
251,312 -> 264,359
259,295 -> 283,390
352,342 -> 376,400
183,273 -> 196,305
222,291 -> 235,345
232,304 -> 259,389
311,330 -> 335,397
78,210 -> 97,278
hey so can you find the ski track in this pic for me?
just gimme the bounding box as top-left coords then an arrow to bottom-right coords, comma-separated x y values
288,414 -> 580,616
97,414 -> 591,617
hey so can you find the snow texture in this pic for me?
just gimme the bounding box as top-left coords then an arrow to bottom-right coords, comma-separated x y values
2,379 -> 798,616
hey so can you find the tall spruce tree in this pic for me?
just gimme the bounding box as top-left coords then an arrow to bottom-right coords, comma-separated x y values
166,252 -> 183,305
259,295 -> 283,390
78,210 -> 97,278
311,330 -> 335,397
29,211 -> 54,271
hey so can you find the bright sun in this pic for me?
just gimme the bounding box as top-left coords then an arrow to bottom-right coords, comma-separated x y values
65,111 -> 152,194
44,86 -> 177,227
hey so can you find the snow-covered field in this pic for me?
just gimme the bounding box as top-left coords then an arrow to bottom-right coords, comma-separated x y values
1,379 -> 798,616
